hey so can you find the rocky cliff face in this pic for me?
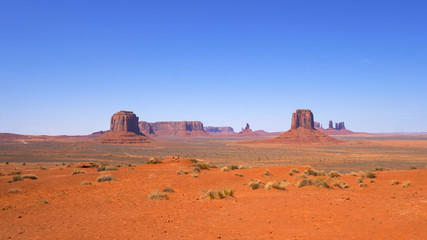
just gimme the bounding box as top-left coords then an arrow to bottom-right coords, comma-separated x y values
139,121 -> 156,136
110,111 -> 141,133
99,111 -> 150,144
138,121 -> 209,137
291,109 -> 314,130
204,126 -> 235,134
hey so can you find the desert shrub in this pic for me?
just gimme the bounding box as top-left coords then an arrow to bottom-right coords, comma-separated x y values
263,169 -> 271,176
192,167 -> 201,174
234,173 -> 243,177
237,165 -> 248,169
297,179 -> 313,188
350,172 -> 358,176
205,189 -> 234,199
97,165 -> 118,172
372,167 -> 389,171
333,181 -> 349,189
221,166 -> 230,172
22,174 -> 38,180
291,168 -> 299,173
162,186 -> 175,193
402,181 -> 411,187
312,177 -> 331,188
369,179 -> 375,183
72,168 -> 86,175
229,165 -> 239,170
265,180 -> 287,191
96,174 -> 114,182
363,171 -> 376,179
147,157 -> 162,164
194,162 -> 210,170
147,190 -> 169,200
190,159 -> 198,163
295,174 -> 307,180
8,189 -> 22,193
249,179 -> 265,190
409,166 -> 417,170
80,181 -> 92,186
359,183 -> 368,187
356,176 -> 365,183
8,170 -> 22,176
391,180 -> 400,185
11,175 -> 23,182
329,171 -> 341,178
176,168 -> 188,175
191,172 -> 199,178
304,168 -> 318,176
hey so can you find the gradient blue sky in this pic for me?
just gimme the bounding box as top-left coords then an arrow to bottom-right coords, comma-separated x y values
1,0 -> 426,135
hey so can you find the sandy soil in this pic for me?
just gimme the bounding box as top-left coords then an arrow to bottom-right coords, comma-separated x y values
1,157 -> 426,239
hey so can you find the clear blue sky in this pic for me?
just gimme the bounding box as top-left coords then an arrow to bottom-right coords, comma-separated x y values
1,0 -> 426,135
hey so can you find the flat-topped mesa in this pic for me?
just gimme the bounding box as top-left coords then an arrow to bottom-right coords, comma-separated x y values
99,111 -> 150,144
204,126 -> 235,134
110,111 -> 141,134
291,109 -> 314,130
138,121 -> 209,137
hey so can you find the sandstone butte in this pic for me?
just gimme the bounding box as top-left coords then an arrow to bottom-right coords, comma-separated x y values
238,123 -> 258,136
315,120 -> 354,135
240,109 -> 341,145
99,111 -> 151,144
139,121 -> 209,137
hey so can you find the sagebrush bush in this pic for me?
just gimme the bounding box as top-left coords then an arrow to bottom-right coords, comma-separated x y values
23,174 -> 38,180
249,179 -> 265,190
96,174 -> 114,182
333,181 -> 350,189
363,171 -> 376,179
359,183 -> 368,187
176,168 -> 188,175
194,162 -> 210,170
329,171 -> 341,178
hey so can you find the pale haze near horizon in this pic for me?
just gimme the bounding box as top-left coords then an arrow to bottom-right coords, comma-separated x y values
0,1 -> 426,135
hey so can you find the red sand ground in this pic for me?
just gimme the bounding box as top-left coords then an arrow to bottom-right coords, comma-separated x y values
1,157 -> 426,239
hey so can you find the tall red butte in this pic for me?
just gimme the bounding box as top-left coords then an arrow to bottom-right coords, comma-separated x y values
99,111 -> 150,144
240,109 -> 340,145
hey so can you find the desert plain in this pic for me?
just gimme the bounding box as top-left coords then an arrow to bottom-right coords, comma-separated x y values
0,132 -> 426,239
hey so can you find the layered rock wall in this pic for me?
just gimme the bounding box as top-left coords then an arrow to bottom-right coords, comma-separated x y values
291,109 -> 314,130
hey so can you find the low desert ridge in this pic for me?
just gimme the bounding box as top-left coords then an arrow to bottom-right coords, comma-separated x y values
1,157 -> 426,239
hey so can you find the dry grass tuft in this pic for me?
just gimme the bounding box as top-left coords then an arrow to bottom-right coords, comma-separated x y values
147,157 -> 162,164
176,168 -> 188,175
72,168 -> 86,175
265,180 -> 287,191
350,172 -> 358,176
248,179 -> 265,190
329,171 -> 341,178
333,181 -> 350,189
193,162 -> 210,170
205,189 -> 235,200
162,186 -> 175,193
80,181 -> 92,186
391,180 -> 400,185
221,166 -> 230,171
363,171 -> 376,179
96,174 -> 114,182
147,190 -> 169,200
359,183 -> 368,187
8,189 -> 22,193
402,181 -> 411,187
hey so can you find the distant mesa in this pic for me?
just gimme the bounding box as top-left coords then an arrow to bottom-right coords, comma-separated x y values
139,121 -> 209,137
99,111 -> 151,144
240,109 -> 341,145
204,126 -> 236,135
315,120 -> 354,135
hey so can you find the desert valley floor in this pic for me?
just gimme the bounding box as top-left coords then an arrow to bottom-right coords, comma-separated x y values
0,134 -> 426,239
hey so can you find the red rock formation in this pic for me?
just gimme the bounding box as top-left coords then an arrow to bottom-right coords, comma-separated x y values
328,120 -> 333,129
139,121 -> 157,136
291,110 -> 314,130
99,111 -> 150,144
138,121 -> 209,137
239,123 -> 256,136
240,109 -> 340,145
